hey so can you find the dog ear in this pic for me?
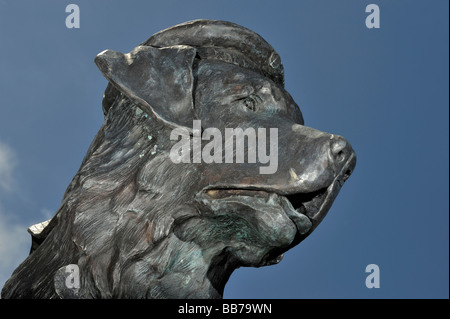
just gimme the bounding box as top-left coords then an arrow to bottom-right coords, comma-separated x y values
95,45 -> 197,128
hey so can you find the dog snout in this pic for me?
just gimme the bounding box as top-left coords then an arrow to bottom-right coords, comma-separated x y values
330,135 -> 348,162
289,124 -> 355,185
329,135 -> 355,173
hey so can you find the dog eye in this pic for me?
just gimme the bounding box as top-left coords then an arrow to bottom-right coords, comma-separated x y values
242,94 -> 261,111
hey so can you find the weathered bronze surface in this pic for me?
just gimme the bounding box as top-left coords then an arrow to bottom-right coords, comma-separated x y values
1,20 -> 356,299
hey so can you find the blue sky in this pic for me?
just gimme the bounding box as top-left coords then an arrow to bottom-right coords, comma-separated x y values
0,0 -> 448,298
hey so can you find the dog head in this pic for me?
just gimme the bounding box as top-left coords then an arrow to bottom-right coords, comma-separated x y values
95,20 -> 356,267
1,20 -> 356,299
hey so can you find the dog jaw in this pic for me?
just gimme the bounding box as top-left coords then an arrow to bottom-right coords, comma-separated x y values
193,151 -> 355,268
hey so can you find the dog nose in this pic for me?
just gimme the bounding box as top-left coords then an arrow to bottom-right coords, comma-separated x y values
330,135 -> 351,164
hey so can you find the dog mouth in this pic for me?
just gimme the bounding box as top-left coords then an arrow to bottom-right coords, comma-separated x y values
284,153 -> 356,234
199,153 -> 356,241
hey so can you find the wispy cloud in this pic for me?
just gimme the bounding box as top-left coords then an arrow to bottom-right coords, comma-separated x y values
0,205 -> 30,293
0,141 -> 17,193
0,141 -> 29,293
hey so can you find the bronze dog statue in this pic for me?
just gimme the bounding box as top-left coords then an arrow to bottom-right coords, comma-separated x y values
1,20 -> 356,299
